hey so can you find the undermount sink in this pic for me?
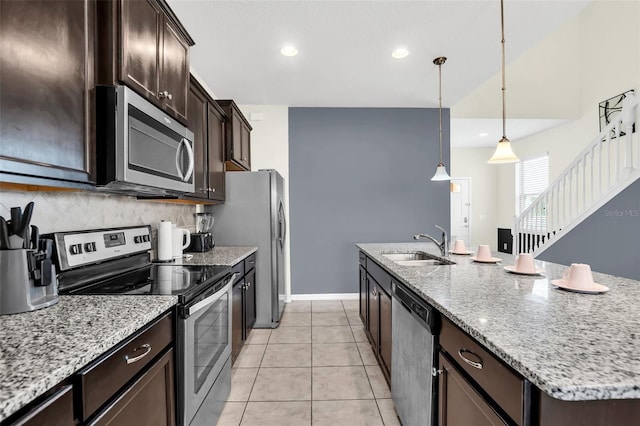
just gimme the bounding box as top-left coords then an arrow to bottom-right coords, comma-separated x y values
382,251 -> 455,266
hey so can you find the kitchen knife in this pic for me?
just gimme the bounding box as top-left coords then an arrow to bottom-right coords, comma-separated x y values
20,202 -> 34,239
10,207 -> 21,235
0,216 -> 9,249
31,225 -> 39,251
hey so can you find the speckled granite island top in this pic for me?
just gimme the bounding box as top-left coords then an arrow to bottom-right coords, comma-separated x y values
0,295 -> 177,422
174,246 -> 257,266
357,243 -> 640,402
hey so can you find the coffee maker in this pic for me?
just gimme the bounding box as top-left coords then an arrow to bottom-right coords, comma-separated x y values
187,213 -> 214,252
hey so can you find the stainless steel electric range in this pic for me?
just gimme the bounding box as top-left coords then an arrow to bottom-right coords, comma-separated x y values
49,225 -> 236,426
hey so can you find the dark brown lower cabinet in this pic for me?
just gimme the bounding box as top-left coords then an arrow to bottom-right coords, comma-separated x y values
359,265 -> 367,326
244,268 -> 256,334
12,385 -> 74,426
88,349 -> 175,426
231,276 -> 244,364
439,353 -> 507,426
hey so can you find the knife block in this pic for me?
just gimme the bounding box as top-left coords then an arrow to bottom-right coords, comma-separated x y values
0,249 -> 58,315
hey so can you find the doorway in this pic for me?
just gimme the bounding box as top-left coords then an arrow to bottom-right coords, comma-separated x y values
450,178 -> 471,247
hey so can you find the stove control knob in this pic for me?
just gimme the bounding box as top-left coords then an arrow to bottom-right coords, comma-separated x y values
134,236 -> 141,244
143,234 -> 150,242
84,242 -> 96,252
70,244 -> 83,255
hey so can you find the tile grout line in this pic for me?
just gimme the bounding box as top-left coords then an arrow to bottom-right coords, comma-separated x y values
237,329 -> 271,425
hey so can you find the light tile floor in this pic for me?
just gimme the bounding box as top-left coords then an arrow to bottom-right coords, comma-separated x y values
216,300 -> 401,426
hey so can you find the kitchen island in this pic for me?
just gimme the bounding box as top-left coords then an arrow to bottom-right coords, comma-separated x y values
358,242 -> 640,423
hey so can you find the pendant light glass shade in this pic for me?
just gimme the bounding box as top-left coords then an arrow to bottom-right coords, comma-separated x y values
488,0 -> 520,164
431,163 -> 451,181
430,56 -> 451,181
488,137 -> 519,163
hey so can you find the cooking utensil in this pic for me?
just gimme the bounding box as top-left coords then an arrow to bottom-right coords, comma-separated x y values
10,207 -> 21,235
8,235 -> 24,249
31,225 -> 39,251
20,202 -> 34,239
0,217 -> 9,249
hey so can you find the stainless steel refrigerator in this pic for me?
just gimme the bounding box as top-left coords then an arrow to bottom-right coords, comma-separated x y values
208,170 -> 286,328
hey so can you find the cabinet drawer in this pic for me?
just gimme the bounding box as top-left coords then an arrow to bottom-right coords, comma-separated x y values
244,253 -> 257,272
440,317 -> 524,425
13,385 -> 74,426
366,259 -> 391,294
231,260 -> 244,278
79,312 -> 173,420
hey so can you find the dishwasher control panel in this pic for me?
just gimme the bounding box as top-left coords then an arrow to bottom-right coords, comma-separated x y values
392,281 -> 439,334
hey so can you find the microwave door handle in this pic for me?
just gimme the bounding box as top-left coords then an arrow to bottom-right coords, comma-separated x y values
182,138 -> 194,182
175,140 -> 185,181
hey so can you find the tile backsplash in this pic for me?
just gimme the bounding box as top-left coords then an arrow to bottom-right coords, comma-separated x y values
0,190 -> 196,234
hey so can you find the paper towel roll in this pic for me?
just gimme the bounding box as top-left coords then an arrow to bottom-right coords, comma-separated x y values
157,221 -> 173,261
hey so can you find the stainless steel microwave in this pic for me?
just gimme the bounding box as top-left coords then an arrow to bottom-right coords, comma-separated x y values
96,85 -> 195,195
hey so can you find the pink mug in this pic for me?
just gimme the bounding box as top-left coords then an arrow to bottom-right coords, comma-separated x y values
476,245 -> 493,261
452,240 -> 467,253
515,253 -> 536,273
562,263 -> 594,288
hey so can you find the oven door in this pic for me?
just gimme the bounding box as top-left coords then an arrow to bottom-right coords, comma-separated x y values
178,273 -> 237,425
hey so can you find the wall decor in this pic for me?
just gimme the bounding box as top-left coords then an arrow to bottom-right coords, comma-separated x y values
599,89 -> 636,138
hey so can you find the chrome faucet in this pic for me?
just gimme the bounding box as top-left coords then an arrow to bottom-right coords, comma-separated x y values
414,225 -> 448,257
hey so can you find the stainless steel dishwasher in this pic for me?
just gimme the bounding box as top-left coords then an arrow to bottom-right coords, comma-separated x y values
392,281 -> 440,426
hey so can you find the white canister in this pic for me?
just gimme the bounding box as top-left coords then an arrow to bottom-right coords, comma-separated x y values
172,227 -> 191,258
157,221 -> 173,262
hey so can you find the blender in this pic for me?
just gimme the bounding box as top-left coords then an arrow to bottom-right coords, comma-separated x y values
187,213 -> 215,252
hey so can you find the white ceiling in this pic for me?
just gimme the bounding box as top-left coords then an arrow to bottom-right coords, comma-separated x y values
168,0 -> 591,145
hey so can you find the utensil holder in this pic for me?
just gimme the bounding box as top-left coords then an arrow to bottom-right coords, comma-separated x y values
0,249 -> 58,315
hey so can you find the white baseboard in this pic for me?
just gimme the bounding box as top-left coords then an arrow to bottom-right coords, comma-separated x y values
290,293 -> 359,301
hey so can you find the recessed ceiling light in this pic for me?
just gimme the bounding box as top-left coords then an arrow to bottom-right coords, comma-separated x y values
391,47 -> 409,59
479,132 -> 489,137
280,45 -> 298,57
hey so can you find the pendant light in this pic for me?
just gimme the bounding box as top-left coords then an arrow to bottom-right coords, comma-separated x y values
431,56 -> 451,181
488,0 -> 520,164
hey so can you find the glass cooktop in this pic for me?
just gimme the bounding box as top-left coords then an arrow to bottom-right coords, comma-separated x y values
65,264 -> 231,303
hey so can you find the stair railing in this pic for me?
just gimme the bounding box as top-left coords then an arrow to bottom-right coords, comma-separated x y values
513,92 -> 639,255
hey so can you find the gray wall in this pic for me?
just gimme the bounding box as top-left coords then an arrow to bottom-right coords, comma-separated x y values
539,179 -> 640,280
289,108 -> 450,294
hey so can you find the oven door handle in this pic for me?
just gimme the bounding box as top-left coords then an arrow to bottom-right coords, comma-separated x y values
184,272 -> 239,317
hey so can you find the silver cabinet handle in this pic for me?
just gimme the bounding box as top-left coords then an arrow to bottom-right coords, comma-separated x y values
158,91 -> 168,99
125,344 -> 151,364
457,349 -> 483,369
246,281 -> 251,288
167,92 -> 173,100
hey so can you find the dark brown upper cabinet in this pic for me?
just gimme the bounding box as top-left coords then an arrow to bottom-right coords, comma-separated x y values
0,0 -> 96,188
215,100 -> 252,171
186,76 -> 226,202
97,0 -> 194,125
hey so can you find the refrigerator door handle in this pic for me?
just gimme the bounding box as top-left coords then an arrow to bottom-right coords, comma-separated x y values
278,199 -> 286,249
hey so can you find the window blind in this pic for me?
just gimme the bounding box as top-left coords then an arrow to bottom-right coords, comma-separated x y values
516,155 -> 549,215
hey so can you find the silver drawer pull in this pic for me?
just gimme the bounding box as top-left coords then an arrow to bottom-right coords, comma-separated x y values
457,348 -> 483,369
125,344 -> 152,364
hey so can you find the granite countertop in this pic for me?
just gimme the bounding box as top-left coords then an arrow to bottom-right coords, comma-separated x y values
0,295 -> 177,422
176,246 -> 257,266
357,242 -> 640,402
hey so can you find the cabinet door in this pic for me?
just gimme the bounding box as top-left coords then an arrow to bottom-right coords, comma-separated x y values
240,123 -> 251,170
187,79 -> 209,199
244,269 -> 256,337
89,349 -> 175,426
367,277 -> 379,352
379,289 -> 392,379
160,18 -> 189,123
229,113 -> 243,167
207,103 -> 226,201
359,265 -> 368,327
120,0 -> 161,103
0,0 -> 95,186
231,279 -> 244,365
438,353 -> 507,426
